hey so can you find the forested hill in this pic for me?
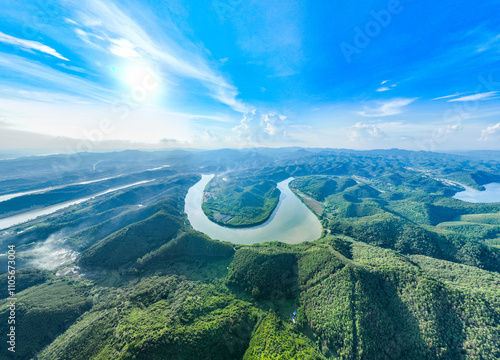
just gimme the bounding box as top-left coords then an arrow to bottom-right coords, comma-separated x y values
0,148 -> 499,359
3,236 -> 498,359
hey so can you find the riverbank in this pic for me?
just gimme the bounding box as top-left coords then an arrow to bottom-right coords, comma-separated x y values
184,175 -> 323,244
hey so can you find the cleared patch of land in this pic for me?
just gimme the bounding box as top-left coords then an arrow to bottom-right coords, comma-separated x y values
290,188 -> 323,216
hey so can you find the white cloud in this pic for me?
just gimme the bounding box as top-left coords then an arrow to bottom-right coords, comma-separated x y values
290,124 -> 312,132
448,91 -> 498,102
377,80 -> 396,91
0,54 -> 114,103
109,38 -> 141,58
57,63 -> 86,73
233,110 -> 290,143
479,122 -> 500,141
0,31 -> 69,61
73,0 -> 248,112
65,18 -> 80,25
187,114 -> 234,123
431,93 -> 466,101
358,98 -> 417,117
203,129 -> 225,142
476,34 -> 500,52
348,122 -> 387,142
437,124 -> 463,136
11,89 -> 90,104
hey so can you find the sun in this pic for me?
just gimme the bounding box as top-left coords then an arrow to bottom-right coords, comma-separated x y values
123,63 -> 160,93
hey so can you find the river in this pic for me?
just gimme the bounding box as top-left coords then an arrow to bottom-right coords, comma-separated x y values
0,165 -> 170,203
184,174 -> 323,245
0,175 -> 120,203
453,182 -> 500,203
0,180 -> 154,230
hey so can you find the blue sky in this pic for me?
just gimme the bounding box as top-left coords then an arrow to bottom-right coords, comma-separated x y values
0,0 -> 500,152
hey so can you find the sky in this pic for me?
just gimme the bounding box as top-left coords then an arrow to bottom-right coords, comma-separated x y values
0,0 -> 500,153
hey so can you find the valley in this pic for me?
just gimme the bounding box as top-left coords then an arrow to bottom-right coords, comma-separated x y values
3,2 -> 499,358
0,148 -> 499,359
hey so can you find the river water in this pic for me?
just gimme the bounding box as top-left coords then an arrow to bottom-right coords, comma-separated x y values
0,180 -> 154,230
184,174 -> 323,245
0,165 -> 170,203
0,175 -> 119,203
453,182 -> 500,203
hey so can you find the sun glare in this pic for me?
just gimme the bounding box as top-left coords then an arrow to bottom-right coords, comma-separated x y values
123,64 -> 160,91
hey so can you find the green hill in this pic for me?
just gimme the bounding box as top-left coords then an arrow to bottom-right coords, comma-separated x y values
202,176 -> 280,227
2,150 -> 500,359
243,311 -> 324,360
78,210 -> 184,269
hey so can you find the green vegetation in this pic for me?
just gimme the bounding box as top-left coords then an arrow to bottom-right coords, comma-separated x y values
2,149 -> 500,359
0,280 -> 92,359
227,244 -> 298,300
202,175 -> 280,227
37,276 -> 259,360
290,176 -> 357,201
0,167 -> 176,218
4,219 -> 500,359
3,233 -> 497,359
460,213 -> 500,225
137,229 -> 235,268
78,210 -> 184,268
0,267 -> 51,299
225,238 -> 500,359
243,311 -> 324,359
289,174 -> 500,272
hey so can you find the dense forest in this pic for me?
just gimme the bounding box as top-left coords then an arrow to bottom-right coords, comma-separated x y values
202,175 -> 280,227
0,148 -> 499,359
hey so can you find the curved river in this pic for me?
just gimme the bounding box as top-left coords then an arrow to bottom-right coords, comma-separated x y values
184,175 -> 323,245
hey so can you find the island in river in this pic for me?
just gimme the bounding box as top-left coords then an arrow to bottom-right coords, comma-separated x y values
201,174 -> 281,227
185,174 -> 323,244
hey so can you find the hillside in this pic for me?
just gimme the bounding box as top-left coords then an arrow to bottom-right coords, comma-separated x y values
1,149 -> 500,359
3,236 -> 497,359
202,175 -> 281,227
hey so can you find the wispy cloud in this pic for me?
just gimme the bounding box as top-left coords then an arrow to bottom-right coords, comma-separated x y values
109,38 -> 141,58
431,93 -> 466,101
203,129 -> 225,142
476,34 -> 500,53
358,98 -> 417,117
447,91 -> 498,102
376,80 -> 396,92
65,18 -> 79,26
2,88 -> 91,104
479,122 -> 500,141
57,63 -> 86,73
70,0 -> 248,112
0,31 -> 69,61
187,114 -> 234,123
0,53 -> 114,103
